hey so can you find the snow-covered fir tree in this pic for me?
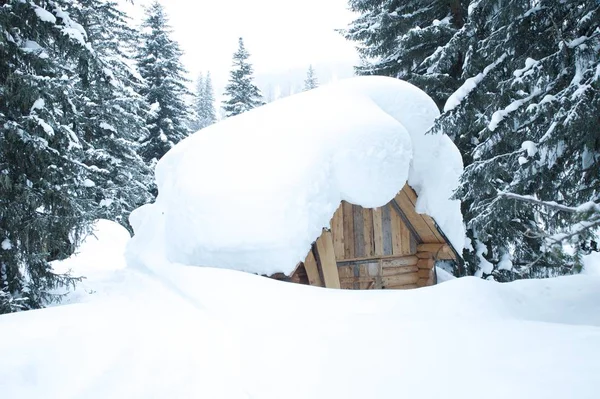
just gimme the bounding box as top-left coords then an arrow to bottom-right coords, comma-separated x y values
438,0 -> 600,280
72,0 -> 154,226
0,0 -> 98,313
136,0 -> 192,165
222,38 -> 264,117
192,72 -> 217,131
303,65 -> 319,91
343,0 -> 468,109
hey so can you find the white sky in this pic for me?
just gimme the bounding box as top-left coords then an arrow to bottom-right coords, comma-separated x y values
122,0 -> 359,99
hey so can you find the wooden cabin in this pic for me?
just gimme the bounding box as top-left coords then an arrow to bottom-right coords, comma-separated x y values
271,184 -> 460,290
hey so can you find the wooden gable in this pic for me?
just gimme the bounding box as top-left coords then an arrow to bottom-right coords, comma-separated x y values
272,184 -> 459,290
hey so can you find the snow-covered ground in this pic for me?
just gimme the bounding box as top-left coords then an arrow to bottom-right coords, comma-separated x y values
1,220 -> 599,399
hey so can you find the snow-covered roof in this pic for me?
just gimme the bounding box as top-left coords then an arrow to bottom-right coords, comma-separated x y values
127,76 -> 465,276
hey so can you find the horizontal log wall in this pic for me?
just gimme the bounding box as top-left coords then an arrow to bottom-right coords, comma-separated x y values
336,254 -> 435,290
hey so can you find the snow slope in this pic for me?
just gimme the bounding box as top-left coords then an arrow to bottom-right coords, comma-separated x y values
49,219 -> 131,305
1,225 -> 600,399
127,76 -> 464,276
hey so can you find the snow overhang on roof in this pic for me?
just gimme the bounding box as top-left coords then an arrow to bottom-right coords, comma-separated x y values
127,76 -> 466,276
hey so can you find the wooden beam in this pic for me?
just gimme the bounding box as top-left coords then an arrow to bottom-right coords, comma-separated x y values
381,265 -> 419,277
418,268 -> 434,279
353,205 -> 365,258
417,277 -> 434,288
416,252 -> 434,259
417,258 -> 435,270
410,231 -> 418,253
382,205 -> 393,255
394,190 -> 440,243
390,198 -> 423,244
381,255 -> 418,267
402,185 -> 447,243
339,277 -> 377,284
382,272 -> 419,287
390,204 -> 404,256
336,254 -> 418,265
330,206 -> 345,260
427,273 -> 435,285
363,208 -> 374,257
354,263 -> 361,290
304,249 -> 323,287
422,216 -> 447,244
436,252 -> 457,260
372,207 -> 384,256
316,231 -> 341,289
400,219 -> 411,255
417,243 -> 452,257
342,201 -> 355,259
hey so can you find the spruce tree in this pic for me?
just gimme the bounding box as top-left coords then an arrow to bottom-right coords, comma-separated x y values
437,0 -> 600,280
193,71 -> 216,131
202,72 -> 216,126
222,37 -> 264,117
72,0 -> 154,226
136,0 -> 192,165
303,65 -> 319,91
0,0 -> 97,312
343,0 -> 469,109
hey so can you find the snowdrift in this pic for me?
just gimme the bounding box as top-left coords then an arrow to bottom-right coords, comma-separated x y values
127,76 -> 464,276
1,225 -> 600,399
50,219 -> 131,305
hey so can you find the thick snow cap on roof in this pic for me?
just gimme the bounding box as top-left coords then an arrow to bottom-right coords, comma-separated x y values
127,76 -> 465,276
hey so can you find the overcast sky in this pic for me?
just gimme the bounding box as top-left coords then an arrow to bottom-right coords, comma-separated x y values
122,0 -> 359,100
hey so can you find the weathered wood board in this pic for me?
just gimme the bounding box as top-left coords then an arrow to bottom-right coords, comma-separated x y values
382,205 -> 393,256
342,201 -> 354,259
331,207 -> 345,260
363,208 -> 374,257
372,207 -> 384,257
353,205 -> 365,258
316,231 -> 340,289
304,249 -> 323,287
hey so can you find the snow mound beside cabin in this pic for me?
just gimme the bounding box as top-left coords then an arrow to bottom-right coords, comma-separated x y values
127,76 -> 464,276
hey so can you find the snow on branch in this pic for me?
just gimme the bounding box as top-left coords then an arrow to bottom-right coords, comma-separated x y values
547,219 -> 600,245
444,53 -> 507,113
498,191 -> 600,245
497,192 -> 583,213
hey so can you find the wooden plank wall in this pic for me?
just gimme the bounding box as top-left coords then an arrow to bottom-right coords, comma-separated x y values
291,184 -> 455,290
327,197 -> 427,290
334,201 -> 417,263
